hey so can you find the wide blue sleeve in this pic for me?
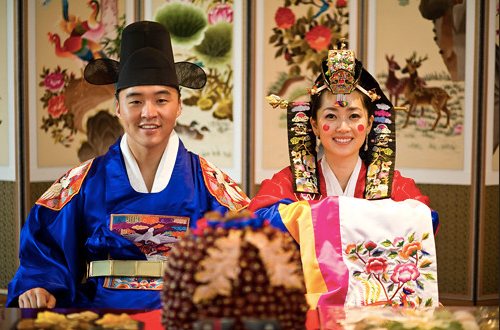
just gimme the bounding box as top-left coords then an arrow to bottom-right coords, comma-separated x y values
253,199 -> 295,234
7,196 -> 88,307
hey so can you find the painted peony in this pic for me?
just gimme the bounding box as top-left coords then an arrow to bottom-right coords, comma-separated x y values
336,0 -> 347,8
305,25 -> 331,51
275,7 -> 295,29
44,71 -> 65,92
390,263 -> 420,283
47,94 -> 68,119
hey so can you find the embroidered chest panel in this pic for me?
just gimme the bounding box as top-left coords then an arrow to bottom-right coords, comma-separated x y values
110,214 -> 190,260
104,214 -> 190,290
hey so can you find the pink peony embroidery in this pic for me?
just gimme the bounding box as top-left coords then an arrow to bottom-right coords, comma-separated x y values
392,237 -> 404,247
390,263 -> 420,283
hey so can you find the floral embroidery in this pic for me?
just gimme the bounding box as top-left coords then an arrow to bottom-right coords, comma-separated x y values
305,26 -> 332,52
365,122 -> 395,199
345,231 -> 436,307
39,66 -> 76,147
286,103 -> 319,194
275,7 -> 295,29
269,1 -> 348,78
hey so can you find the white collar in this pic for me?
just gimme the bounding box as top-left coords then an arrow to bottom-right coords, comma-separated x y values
120,131 -> 179,193
322,156 -> 362,197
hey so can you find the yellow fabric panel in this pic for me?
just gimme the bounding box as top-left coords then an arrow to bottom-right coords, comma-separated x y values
278,201 -> 328,300
306,293 -> 322,310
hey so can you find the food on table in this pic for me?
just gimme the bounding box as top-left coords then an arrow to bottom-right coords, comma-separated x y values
16,310 -> 140,330
162,210 -> 309,330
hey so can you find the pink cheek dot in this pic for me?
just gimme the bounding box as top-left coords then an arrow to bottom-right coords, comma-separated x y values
357,124 -> 365,132
322,124 -> 330,132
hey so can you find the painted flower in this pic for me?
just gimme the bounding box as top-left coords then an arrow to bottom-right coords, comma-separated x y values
416,118 -> 428,128
305,25 -> 332,51
364,241 -> 377,251
336,0 -> 347,8
453,124 -> 463,135
44,71 -> 65,92
365,257 -> 388,275
390,263 -> 420,283
47,94 -> 68,119
392,237 -> 404,247
399,241 -> 422,259
345,244 -> 356,254
275,7 -> 295,29
208,3 -> 233,24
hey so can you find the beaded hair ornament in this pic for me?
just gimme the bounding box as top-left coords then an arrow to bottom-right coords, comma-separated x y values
308,42 -> 382,105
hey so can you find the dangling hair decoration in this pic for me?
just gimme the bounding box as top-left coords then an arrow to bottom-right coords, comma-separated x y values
265,96 -> 320,196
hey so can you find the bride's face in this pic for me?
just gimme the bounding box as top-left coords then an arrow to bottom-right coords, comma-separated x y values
311,91 -> 373,161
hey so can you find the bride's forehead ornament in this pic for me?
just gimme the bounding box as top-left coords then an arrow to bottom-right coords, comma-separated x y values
308,42 -> 380,106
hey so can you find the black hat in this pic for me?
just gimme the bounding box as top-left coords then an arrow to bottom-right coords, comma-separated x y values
84,20 -> 206,91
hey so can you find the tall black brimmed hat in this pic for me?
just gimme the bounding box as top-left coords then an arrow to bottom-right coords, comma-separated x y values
84,20 -> 206,91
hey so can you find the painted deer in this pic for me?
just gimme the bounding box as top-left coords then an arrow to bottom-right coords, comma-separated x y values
385,55 -> 426,108
385,55 -> 407,107
401,54 -> 451,131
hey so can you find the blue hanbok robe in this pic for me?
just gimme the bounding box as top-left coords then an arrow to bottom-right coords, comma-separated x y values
7,137 -> 249,308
